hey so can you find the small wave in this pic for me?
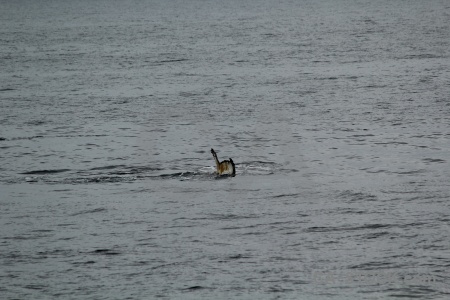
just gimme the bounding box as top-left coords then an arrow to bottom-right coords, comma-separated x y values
363,169 -> 426,175
9,135 -> 44,141
361,231 -> 390,240
89,165 -> 127,171
422,158 -> 446,164
25,120 -> 47,126
20,169 -> 71,175
349,261 -> 394,270
17,175 -> 137,185
400,53 -> 441,60
31,229 -> 54,233
183,285 -> 210,291
71,176 -> 137,184
393,169 -> 426,175
23,284 -> 47,291
3,232 -> 53,240
72,260 -> 96,266
5,134 -> 108,141
110,166 -> 164,175
305,223 -> 391,233
338,190 -> 378,202
90,249 -> 121,256
155,58 -> 189,65
272,193 -> 301,199
205,213 -> 259,220
70,207 -> 107,216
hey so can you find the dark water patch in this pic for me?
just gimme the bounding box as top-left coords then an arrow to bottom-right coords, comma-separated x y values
387,286 -> 441,298
25,120 -> 47,126
11,175 -> 138,185
267,286 -> 296,293
365,84 -> 387,89
116,220 -> 150,225
286,101 -> 307,108
364,169 -> 389,174
364,169 -> 426,176
397,222 -> 427,229
67,176 -> 137,184
14,167 -> 223,185
305,223 -> 392,233
129,260 -> 152,266
227,254 -> 251,260
348,134 -> 375,138
183,285 -> 208,291
315,76 -> 338,80
155,171 -> 199,179
422,158 -> 446,164
7,134 -> 108,142
84,143 -> 100,147
151,261 -> 187,270
31,229 -> 54,233
338,190 -> 378,202
349,261 -> 395,270
24,284 -> 48,291
400,54 -> 441,60
411,133 -> 445,139
89,164 -> 127,171
337,208 -> 368,215
91,249 -> 121,256
0,88 -> 15,92
374,141 -> 408,145
156,58 -> 189,64
36,249 -> 76,258
20,169 -> 71,175
111,165 -> 165,175
272,193 -> 301,199
393,169 -> 426,175
9,135 -> 44,141
3,233 -> 52,240
70,207 -> 107,216
179,91 -> 202,98
56,223 -> 77,227
72,260 -> 96,265
2,252 -> 28,262
220,223 -> 260,231
359,231 -> 391,240
280,168 -> 300,173
206,213 -> 259,220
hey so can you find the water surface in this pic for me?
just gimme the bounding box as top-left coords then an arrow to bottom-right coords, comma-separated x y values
1,0 -> 450,299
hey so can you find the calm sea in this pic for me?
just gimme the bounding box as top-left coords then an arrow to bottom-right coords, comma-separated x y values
1,0 -> 450,299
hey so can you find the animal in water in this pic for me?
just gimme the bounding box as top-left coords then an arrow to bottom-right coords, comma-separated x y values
211,148 -> 235,176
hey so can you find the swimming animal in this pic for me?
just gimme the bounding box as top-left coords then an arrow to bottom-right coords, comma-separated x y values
211,148 -> 235,176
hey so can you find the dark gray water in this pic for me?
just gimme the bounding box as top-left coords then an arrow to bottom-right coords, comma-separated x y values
1,0 -> 450,299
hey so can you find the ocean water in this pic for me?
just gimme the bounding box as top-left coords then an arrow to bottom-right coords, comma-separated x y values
1,0 -> 450,299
